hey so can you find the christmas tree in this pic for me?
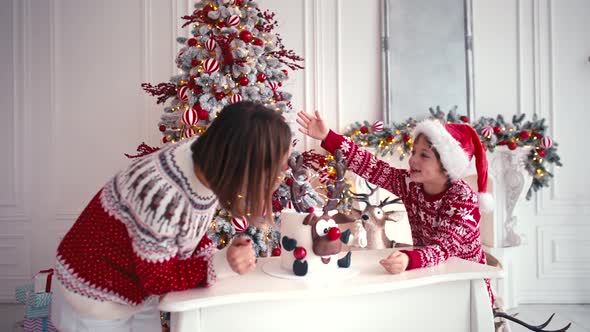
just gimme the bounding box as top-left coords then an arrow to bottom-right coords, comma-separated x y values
140,0 -> 305,257
142,0 -> 304,144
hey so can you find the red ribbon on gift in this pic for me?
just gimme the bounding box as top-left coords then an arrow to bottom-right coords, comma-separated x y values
39,268 -> 54,293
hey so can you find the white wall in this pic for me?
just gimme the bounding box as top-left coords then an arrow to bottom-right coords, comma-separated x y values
1,0 -> 588,305
472,0 -> 590,303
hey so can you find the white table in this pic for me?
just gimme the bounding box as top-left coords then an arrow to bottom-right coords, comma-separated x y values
159,249 -> 502,332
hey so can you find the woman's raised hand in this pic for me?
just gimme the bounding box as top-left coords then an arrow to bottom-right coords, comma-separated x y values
296,110 -> 330,141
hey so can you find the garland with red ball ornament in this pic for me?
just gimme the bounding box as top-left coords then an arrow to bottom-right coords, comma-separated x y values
344,106 -> 562,199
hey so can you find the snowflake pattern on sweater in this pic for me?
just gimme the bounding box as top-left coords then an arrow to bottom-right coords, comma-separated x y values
56,138 -> 219,306
321,130 -> 494,305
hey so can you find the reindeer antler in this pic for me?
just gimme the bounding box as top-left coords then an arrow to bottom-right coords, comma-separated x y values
379,196 -> 402,208
349,180 -> 379,205
494,311 -> 571,332
323,150 -> 347,213
288,154 -> 307,212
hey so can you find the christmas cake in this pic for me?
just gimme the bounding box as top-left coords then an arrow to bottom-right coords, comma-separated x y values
263,150 -> 358,279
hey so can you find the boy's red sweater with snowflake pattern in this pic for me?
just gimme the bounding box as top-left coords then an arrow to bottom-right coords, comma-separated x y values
55,138 -> 219,306
322,130 -> 494,305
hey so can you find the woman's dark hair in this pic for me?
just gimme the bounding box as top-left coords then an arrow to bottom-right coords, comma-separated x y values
190,101 -> 292,221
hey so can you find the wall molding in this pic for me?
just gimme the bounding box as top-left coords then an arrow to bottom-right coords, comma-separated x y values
0,0 -> 31,223
537,226 -> 590,279
534,0 -> 590,216
0,235 -> 30,277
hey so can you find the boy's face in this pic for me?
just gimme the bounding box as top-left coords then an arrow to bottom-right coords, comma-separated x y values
408,135 -> 448,186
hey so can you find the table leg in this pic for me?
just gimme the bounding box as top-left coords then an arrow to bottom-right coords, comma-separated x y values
170,309 -> 201,332
470,279 -> 494,332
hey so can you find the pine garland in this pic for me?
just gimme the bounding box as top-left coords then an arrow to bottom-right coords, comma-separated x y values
343,106 -> 562,200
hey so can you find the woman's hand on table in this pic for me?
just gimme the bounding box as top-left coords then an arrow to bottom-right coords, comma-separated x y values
226,236 -> 257,275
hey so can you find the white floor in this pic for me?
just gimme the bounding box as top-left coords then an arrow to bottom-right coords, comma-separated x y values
1,303 -> 588,331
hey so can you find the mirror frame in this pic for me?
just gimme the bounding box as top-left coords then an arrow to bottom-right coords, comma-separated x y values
381,0 -> 475,123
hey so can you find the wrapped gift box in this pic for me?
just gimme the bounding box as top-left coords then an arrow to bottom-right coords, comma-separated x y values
15,283 -> 34,304
15,268 -> 55,320
23,317 -> 57,332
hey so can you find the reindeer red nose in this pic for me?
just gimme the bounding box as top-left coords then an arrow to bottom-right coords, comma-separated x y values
327,227 -> 341,241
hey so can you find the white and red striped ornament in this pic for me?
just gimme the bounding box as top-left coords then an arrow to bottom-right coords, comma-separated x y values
540,136 -> 553,149
231,216 -> 249,232
268,81 -> 278,90
226,15 -> 240,27
177,86 -> 189,102
184,127 -> 197,138
481,126 -> 494,137
230,94 -> 242,104
372,121 -> 384,132
205,39 -> 216,52
182,107 -> 198,126
203,58 -> 220,74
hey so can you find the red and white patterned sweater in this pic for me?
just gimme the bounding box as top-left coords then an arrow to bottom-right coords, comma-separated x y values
55,138 -> 219,306
322,130 -> 494,305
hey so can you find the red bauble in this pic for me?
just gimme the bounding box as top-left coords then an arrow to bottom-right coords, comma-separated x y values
360,126 -> 369,134
162,136 -> 168,144
508,142 -> 518,150
235,0 -> 244,5
460,115 -> 470,122
327,227 -> 341,241
159,124 -> 166,132
256,72 -> 267,82
499,140 -> 507,145
193,86 -> 203,94
191,59 -> 199,66
187,38 -> 198,47
197,108 -> 209,120
293,247 -> 306,260
203,5 -> 214,16
538,149 -> 547,157
239,76 -> 249,86
278,82 -> 282,87
217,22 -> 226,28
239,30 -> 253,43
494,126 -> 502,134
519,131 -> 530,139
403,134 -> 412,142
387,134 -> 394,141
285,178 -> 293,186
215,92 -> 225,101
307,207 -> 315,213
271,247 -> 281,256
252,38 -> 264,46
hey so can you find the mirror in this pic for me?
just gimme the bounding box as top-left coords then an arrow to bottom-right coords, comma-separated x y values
381,0 -> 474,123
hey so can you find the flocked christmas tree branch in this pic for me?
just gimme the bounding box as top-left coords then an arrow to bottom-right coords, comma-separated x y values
343,106 -> 562,200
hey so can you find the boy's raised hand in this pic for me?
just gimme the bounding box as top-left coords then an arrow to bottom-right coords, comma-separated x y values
226,236 -> 257,275
296,110 -> 330,141
380,250 -> 409,274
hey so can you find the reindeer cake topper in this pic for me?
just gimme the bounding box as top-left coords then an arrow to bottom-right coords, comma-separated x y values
347,180 -> 403,249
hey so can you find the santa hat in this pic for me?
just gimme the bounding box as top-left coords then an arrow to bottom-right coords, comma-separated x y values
413,119 -> 494,212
